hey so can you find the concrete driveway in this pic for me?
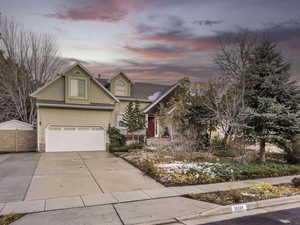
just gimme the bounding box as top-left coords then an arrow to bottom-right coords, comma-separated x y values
0,153 -> 40,203
25,152 -> 162,200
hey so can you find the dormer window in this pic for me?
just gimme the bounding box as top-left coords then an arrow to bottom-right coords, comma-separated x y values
70,78 -> 87,98
115,79 -> 127,96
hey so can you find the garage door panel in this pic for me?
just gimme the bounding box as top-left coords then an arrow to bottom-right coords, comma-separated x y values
46,126 -> 106,152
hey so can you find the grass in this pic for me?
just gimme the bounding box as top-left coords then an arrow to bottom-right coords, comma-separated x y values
0,213 -> 25,225
186,183 -> 300,205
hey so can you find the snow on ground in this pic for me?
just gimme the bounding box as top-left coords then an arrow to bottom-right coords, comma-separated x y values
157,161 -> 233,177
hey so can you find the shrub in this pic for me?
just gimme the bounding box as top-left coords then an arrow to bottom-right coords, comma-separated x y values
292,177 -> 300,188
109,145 -> 129,152
139,159 -> 160,178
107,126 -> 126,147
109,142 -> 144,152
211,136 -> 236,158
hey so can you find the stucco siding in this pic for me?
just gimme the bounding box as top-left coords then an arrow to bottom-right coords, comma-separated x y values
37,107 -> 113,151
34,77 -> 65,101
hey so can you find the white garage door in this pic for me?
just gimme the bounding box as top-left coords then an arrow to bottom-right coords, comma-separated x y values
45,126 -> 106,152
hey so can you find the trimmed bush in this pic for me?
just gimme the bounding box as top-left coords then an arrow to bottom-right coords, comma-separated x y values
107,126 -> 126,147
109,142 -> 144,153
109,145 -> 130,152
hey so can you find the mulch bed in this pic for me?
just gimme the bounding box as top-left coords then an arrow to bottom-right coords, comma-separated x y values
0,213 -> 25,225
186,183 -> 300,205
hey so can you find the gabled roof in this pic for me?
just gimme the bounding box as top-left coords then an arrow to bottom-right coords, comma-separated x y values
0,120 -> 33,130
31,63 -> 119,103
143,80 -> 183,113
97,78 -> 170,101
110,72 -> 133,84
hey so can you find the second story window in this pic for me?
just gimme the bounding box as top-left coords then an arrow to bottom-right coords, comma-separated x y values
70,78 -> 86,98
115,79 -> 127,96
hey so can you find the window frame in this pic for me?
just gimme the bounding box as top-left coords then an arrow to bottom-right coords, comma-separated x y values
117,114 -> 127,129
68,77 -> 88,99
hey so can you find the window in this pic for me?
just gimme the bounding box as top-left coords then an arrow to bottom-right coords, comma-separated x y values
115,79 -> 127,96
70,78 -> 86,98
117,114 -> 126,128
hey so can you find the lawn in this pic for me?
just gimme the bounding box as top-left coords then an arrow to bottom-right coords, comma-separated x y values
115,149 -> 300,186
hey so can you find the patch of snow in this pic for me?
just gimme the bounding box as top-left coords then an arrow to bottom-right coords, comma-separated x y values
148,91 -> 161,101
157,161 -> 234,177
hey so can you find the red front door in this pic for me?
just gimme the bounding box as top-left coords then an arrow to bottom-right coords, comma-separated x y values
147,117 -> 155,137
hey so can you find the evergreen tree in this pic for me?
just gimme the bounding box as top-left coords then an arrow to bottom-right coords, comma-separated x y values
122,101 -> 136,133
244,40 -> 300,162
133,101 -> 146,132
122,101 -> 145,142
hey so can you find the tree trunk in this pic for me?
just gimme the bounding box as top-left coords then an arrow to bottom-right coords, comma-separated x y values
259,139 -> 266,162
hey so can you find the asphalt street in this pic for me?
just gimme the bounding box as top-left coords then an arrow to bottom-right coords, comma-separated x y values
203,207 -> 300,225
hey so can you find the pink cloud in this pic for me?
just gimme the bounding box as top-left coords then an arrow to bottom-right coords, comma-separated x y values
46,0 -> 153,23
124,45 -> 191,59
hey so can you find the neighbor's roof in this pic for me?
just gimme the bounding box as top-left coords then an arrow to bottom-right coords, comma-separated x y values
0,120 -> 33,130
97,78 -> 171,101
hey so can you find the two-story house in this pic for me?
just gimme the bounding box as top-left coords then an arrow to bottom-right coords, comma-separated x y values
31,63 -> 184,152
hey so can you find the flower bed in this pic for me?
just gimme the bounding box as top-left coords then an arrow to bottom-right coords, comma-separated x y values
0,214 -> 25,225
186,182 -> 300,205
116,150 -> 300,186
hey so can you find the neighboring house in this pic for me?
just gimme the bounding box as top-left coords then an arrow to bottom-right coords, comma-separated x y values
0,120 -> 33,130
31,63 -> 185,152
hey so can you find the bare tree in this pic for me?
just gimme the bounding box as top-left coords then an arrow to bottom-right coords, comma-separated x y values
203,30 -> 258,146
0,14 -> 64,124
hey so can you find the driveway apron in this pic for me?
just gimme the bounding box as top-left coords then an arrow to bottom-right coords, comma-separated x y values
25,152 -> 162,200
0,153 -> 40,203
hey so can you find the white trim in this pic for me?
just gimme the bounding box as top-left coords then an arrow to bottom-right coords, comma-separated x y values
143,82 -> 181,113
155,118 -> 160,137
117,96 -> 152,103
68,76 -> 88,99
167,107 -> 176,115
36,103 -> 114,110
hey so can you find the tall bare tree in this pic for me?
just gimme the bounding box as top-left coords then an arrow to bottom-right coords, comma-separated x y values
0,14 -> 63,124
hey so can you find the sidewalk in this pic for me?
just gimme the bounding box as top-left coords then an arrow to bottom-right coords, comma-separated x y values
1,175 -> 299,216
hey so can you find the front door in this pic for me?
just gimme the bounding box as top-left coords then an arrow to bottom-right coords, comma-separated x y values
147,117 -> 155,137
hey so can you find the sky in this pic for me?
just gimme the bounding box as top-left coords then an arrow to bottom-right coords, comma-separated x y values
1,0 -> 300,84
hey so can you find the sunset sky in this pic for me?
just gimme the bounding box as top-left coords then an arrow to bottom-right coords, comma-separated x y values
2,0 -> 300,84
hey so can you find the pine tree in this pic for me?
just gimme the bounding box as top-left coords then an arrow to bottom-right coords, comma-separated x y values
122,101 -> 135,133
244,40 -> 300,162
133,101 -> 145,132
122,101 -> 145,142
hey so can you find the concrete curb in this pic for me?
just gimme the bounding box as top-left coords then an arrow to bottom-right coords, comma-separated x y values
176,195 -> 300,222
